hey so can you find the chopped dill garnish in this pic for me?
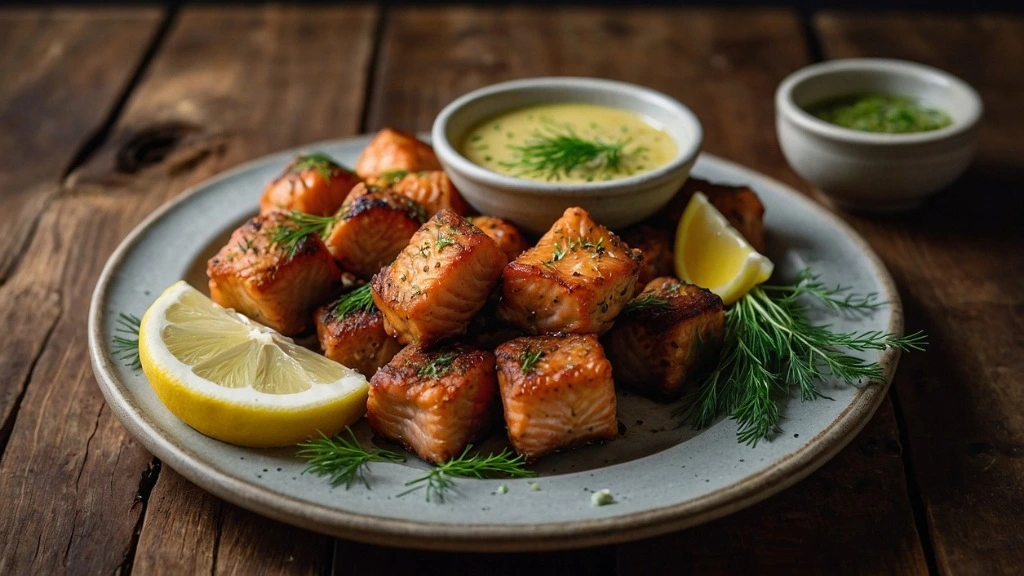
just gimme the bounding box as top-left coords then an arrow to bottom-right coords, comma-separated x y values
519,347 -> 544,373
111,312 -> 142,370
417,351 -> 460,379
436,233 -> 457,251
289,152 -> 343,180
333,284 -> 376,318
543,243 -> 567,267
289,152 -> 347,180
677,270 -> 927,445
624,293 -> 673,313
269,211 -> 336,258
500,121 -> 645,181
297,429 -> 405,489
378,169 -> 409,184
398,446 -> 534,502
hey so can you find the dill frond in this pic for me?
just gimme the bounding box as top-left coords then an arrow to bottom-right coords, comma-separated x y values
297,429 -> 405,489
398,447 -> 534,502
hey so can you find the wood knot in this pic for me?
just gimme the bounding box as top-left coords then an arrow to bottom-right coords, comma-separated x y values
116,122 -> 200,174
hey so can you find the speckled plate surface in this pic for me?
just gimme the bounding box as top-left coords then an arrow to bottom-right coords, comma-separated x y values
88,136 -> 903,552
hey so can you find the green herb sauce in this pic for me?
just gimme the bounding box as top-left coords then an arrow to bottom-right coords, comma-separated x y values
807,94 -> 952,134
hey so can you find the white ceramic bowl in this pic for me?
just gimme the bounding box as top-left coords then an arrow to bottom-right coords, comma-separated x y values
432,77 -> 703,234
775,58 -> 982,211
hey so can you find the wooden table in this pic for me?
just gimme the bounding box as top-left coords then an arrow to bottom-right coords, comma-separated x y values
1,5 -> 1021,574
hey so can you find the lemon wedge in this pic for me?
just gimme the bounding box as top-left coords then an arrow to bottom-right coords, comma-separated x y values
674,192 -> 774,305
138,281 -> 368,447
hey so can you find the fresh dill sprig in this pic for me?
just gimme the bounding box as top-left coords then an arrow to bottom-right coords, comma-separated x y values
436,233 -> 456,251
297,429 -> 405,489
398,446 -> 534,502
624,293 -> 673,313
333,284 -> 376,318
679,273 -> 927,446
500,122 -> 642,181
289,152 -> 346,180
759,269 -> 886,314
112,312 -> 142,370
519,347 -> 544,373
269,211 -> 336,257
416,351 -> 460,379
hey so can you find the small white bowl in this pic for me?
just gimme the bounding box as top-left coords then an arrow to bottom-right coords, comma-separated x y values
432,77 -> 703,234
775,58 -> 982,212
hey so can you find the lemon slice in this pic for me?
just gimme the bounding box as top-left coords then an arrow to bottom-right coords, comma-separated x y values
674,192 -> 774,305
138,281 -> 368,447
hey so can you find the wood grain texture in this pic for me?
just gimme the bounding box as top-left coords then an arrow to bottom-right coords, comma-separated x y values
0,5 -> 378,575
0,9 -> 160,283
363,6 -> 928,573
815,13 -> 1024,576
0,9 -> 163,575
0,5 -> 161,474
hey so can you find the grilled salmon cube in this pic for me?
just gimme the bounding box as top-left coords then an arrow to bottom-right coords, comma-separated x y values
367,343 -> 498,463
497,207 -> 643,336
662,178 -> 766,253
207,211 -> 342,335
260,153 -> 361,217
315,292 -> 403,377
620,224 -> 676,295
495,334 -> 618,459
371,209 -> 508,346
389,170 -> 470,217
354,128 -> 441,178
470,216 -> 530,263
603,277 -> 725,399
324,184 -> 428,278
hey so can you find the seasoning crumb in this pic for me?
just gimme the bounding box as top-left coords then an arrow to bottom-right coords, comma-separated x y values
590,489 -> 614,507
497,484 -> 509,495
529,482 -> 541,492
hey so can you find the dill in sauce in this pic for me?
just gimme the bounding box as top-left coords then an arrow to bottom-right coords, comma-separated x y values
460,103 -> 676,183
807,93 -> 952,134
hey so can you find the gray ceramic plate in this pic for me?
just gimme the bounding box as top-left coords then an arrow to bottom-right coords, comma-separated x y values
89,136 -> 903,552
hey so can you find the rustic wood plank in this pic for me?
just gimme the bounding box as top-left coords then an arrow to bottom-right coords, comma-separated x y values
0,5 -> 378,574
0,8 -> 163,574
0,4 -> 161,463
0,9 -> 160,283
815,12 -> 1024,576
358,6 -> 928,572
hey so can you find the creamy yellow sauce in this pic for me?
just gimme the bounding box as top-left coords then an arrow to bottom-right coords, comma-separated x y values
460,103 -> 677,183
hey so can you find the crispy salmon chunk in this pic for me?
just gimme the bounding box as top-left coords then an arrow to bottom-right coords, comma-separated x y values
663,178 -> 766,252
259,153 -> 361,217
324,184 -> 428,278
497,207 -> 642,336
367,343 -> 498,463
371,209 -> 507,346
388,170 -> 470,217
207,211 -> 342,335
315,289 -> 403,377
495,334 -> 618,459
354,128 -> 441,178
603,277 -> 725,399
470,216 -> 530,263
620,224 -> 676,294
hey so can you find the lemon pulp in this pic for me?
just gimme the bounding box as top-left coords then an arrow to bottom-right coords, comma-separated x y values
139,281 -> 368,447
674,192 -> 773,305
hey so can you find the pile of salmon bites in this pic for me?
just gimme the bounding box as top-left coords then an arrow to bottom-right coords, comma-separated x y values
207,129 -> 766,464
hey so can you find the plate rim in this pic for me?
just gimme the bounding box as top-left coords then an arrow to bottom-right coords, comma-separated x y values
88,139 -> 902,552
